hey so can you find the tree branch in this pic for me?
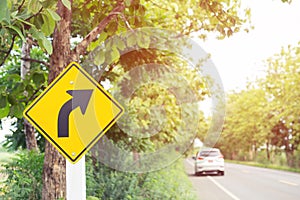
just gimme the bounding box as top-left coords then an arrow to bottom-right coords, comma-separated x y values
117,12 -> 133,31
17,0 -> 26,13
205,0 -> 231,29
21,57 -> 50,67
27,85 -> 46,103
70,1 -> 126,61
25,7 -> 43,21
0,35 -> 17,66
147,0 -> 169,11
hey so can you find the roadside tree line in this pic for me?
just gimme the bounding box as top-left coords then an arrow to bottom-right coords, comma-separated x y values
217,43 -> 300,168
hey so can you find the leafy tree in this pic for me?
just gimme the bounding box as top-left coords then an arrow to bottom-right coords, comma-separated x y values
1,0 -> 251,199
220,43 -> 300,167
0,44 -> 48,150
219,86 -> 274,160
260,44 -> 300,167
0,150 -> 44,200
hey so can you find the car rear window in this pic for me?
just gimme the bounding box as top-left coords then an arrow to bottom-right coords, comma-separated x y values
199,151 -> 220,157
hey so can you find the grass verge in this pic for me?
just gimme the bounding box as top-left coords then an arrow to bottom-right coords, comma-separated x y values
0,151 -> 14,164
0,146 -> 15,185
226,159 -> 300,173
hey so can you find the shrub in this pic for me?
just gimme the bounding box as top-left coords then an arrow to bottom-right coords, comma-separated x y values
1,150 -> 196,200
0,150 -> 44,200
86,155 -> 197,200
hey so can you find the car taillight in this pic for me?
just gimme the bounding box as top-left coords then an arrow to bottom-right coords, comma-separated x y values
219,155 -> 224,159
198,157 -> 204,160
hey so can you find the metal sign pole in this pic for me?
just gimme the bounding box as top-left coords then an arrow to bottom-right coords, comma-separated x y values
66,155 -> 86,200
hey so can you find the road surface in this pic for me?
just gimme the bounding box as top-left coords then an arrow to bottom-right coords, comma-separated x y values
185,158 -> 300,200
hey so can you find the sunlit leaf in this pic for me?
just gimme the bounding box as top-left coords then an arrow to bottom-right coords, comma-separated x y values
94,50 -> 105,66
46,9 -> 61,21
127,33 -> 136,47
41,13 -> 56,36
7,25 -> 25,41
0,103 -> 9,118
42,38 -> 53,55
137,32 -> 150,49
61,0 -> 71,10
111,47 -> 120,62
0,0 -> 10,22
28,0 -> 42,14
115,37 -> 126,51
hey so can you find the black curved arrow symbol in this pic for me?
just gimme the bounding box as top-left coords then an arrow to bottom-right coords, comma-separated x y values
58,90 -> 93,138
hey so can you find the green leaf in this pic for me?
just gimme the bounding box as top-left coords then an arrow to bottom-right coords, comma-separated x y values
115,37 -> 126,51
24,84 -> 34,98
10,103 -> 25,119
125,0 -> 131,6
127,33 -> 136,47
41,12 -> 56,36
28,0 -> 42,14
99,32 -> 108,42
33,14 -> 44,29
7,25 -> 25,41
111,47 -> 120,62
30,27 -> 53,54
137,32 -> 151,49
87,32 -> 108,52
61,0 -> 71,10
0,0 -> 10,22
7,74 -> 21,82
94,50 -> 105,66
46,9 -> 61,21
7,94 -> 17,105
40,0 -> 57,8
15,17 -> 34,27
0,95 -> 7,109
107,22 -> 118,36
29,26 -> 43,39
11,82 -> 25,96
32,72 -> 46,86
0,103 -> 9,118
42,37 -> 53,55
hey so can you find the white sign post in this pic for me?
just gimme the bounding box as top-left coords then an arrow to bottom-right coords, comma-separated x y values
66,155 -> 86,200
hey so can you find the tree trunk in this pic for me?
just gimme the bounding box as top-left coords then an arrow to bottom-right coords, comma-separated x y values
41,0 -> 127,198
42,141 -> 66,200
21,37 -> 38,151
266,141 -> 270,161
285,149 -> 294,168
24,118 -> 38,150
42,1 -> 72,199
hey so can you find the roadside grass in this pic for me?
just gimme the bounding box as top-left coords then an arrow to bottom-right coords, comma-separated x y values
226,159 -> 300,174
0,146 -> 15,185
0,149 -> 15,164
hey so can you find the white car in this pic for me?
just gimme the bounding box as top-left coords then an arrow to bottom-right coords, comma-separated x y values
194,148 -> 225,176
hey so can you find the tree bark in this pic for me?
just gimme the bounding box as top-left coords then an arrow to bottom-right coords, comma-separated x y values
285,149 -> 294,168
24,118 -> 38,150
42,141 -> 66,200
42,1 -> 127,199
42,1 -> 72,199
21,37 -> 39,151
266,141 -> 270,161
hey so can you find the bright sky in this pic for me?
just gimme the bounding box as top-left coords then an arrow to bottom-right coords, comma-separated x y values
198,0 -> 300,92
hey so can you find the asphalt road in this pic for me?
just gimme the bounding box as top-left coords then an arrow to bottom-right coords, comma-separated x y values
185,158 -> 300,200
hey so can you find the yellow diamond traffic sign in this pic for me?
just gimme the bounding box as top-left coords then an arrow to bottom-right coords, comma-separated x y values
23,62 -> 124,163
